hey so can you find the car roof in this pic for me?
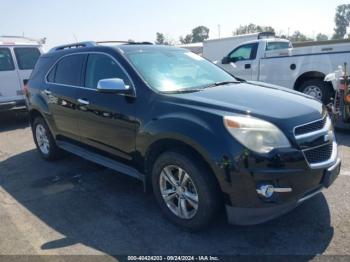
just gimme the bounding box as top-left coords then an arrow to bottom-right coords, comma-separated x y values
115,44 -> 185,53
0,36 -> 42,46
41,43 -> 187,60
242,38 -> 290,45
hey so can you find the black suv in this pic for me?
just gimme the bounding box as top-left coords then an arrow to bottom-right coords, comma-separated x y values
27,41 -> 341,230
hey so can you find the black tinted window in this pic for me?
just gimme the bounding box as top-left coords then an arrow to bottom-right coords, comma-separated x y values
85,54 -> 130,89
54,54 -> 85,86
14,48 -> 41,70
0,48 -> 15,71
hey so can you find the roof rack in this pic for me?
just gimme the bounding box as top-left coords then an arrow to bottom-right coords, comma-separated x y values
258,32 -> 276,39
49,40 -> 153,53
0,35 -> 45,45
49,41 -> 97,53
96,41 -> 153,45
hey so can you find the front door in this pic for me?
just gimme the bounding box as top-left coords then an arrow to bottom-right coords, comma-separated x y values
220,43 -> 258,81
77,53 -> 136,160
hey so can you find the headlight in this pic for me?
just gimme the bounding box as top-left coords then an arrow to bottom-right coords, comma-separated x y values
223,116 -> 290,153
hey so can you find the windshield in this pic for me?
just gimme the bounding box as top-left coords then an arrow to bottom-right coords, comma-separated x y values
125,49 -> 236,92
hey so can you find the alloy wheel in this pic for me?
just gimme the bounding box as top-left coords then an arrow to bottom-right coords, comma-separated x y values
159,165 -> 199,219
35,124 -> 50,155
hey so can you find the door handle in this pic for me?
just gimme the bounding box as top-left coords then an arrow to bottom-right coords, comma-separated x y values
78,98 -> 90,105
245,64 -> 251,69
43,89 -> 52,95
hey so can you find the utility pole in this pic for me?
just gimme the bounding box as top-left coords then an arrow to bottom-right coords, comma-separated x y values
218,24 -> 221,39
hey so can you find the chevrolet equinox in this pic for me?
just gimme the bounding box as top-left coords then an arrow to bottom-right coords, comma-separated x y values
26,41 -> 341,231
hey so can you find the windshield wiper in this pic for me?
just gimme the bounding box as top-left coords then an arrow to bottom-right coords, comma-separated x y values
162,88 -> 204,94
162,80 -> 242,94
205,80 -> 241,89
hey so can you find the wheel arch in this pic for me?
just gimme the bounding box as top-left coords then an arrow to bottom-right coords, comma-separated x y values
143,138 -> 221,193
28,109 -> 45,126
28,108 -> 58,140
294,71 -> 333,91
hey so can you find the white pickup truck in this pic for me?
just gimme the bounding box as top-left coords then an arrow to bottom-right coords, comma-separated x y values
204,33 -> 350,104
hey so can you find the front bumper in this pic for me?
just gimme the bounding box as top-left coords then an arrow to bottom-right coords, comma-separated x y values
225,157 -> 341,225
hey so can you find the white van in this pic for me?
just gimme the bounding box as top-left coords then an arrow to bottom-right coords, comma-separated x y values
0,36 -> 43,112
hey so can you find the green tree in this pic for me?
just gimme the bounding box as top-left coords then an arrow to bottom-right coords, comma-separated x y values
316,33 -> 329,41
179,26 -> 209,44
233,24 -> 275,35
333,4 -> 350,40
179,34 -> 193,44
289,31 -> 313,42
155,32 -> 165,44
155,32 -> 174,45
191,26 -> 210,43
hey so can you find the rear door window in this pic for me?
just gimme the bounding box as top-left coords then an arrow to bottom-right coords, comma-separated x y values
14,47 -> 41,70
53,54 -> 85,86
0,48 -> 15,71
266,42 -> 291,51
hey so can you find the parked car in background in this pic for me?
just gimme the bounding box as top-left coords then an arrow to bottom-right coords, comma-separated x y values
0,36 -> 43,112
203,32 -> 263,61
27,41 -> 340,230
204,32 -> 350,104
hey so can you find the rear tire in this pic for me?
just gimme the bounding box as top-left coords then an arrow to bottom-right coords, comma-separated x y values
32,117 -> 62,161
152,151 -> 221,231
299,80 -> 333,105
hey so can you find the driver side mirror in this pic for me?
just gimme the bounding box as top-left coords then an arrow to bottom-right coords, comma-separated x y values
97,78 -> 132,95
221,56 -> 230,64
230,57 -> 239,63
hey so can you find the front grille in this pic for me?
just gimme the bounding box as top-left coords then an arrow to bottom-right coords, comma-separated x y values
295,117 -> 327,136
304,143 -> 333,164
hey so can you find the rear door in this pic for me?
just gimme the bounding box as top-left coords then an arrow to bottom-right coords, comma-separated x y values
45,54 -> 86,140
14,46 -> 41,89
76,53 -> 136,160
0,47 -> 22,104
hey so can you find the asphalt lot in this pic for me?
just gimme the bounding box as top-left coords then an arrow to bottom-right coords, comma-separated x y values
0,112 -> 349,259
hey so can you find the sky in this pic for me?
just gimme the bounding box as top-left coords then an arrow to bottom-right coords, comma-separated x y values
0,0 -> 347,48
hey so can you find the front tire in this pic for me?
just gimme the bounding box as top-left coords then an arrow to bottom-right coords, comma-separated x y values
299,80 -> 333,104
32,117 -> 62,161
152,151 -> 221,231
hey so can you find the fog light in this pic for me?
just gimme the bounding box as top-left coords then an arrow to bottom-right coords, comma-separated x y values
257,184 -> 293,198
257,184 -> 275,198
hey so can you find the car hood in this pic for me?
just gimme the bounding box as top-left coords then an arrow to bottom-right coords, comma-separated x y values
168,81 -> 324,131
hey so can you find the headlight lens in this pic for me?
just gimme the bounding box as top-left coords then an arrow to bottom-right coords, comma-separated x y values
223,116 -> 291,153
